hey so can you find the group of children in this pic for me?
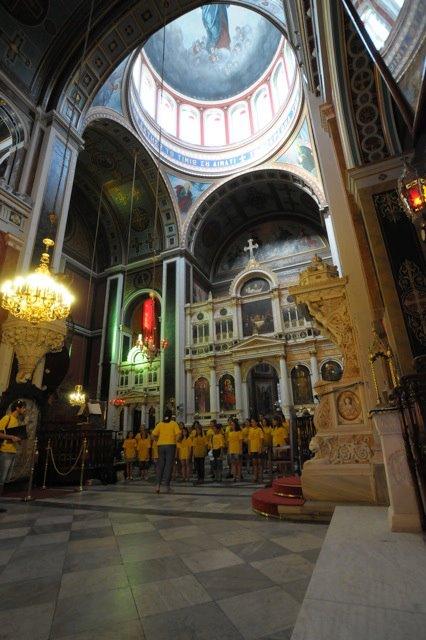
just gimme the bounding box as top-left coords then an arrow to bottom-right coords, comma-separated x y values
122,415 -> 290,484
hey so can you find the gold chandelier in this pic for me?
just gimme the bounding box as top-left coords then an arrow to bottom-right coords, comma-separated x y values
69,384 -> 86,406
0,238 -> 74,324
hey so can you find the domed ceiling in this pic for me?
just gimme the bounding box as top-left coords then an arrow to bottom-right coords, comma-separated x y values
143,4 -> 282,101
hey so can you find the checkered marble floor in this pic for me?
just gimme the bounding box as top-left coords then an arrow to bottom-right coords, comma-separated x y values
0,480 -> 328,639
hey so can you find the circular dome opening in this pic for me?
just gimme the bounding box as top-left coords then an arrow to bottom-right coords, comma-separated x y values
128,4 -> 302,176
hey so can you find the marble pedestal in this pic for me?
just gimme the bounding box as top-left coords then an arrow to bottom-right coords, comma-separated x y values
373,409 -> 421,533
302,461 -> 376,503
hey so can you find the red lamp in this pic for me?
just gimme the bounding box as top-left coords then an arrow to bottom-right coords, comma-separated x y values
110,397 -> 125,407
398,161 -> 426,241
135,292 -> 168,363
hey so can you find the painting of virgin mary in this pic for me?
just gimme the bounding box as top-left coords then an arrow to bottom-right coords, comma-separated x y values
202,4 -> 231,52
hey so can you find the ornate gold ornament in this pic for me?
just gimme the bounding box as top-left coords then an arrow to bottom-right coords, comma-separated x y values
69,384 -> 86,407
0,239 -> 74,324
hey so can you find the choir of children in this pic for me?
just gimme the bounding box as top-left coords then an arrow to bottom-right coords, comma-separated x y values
121,415 -> 290,483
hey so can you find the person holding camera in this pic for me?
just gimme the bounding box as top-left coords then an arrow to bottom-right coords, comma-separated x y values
0,400 -> 26,497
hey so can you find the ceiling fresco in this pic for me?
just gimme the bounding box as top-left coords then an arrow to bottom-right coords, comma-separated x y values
167,173 -> 211,217
189,170 -> 327,280
143,4 -> 282,101
277,119 -> 317,176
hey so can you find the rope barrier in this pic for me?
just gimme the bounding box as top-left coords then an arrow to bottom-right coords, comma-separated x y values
48,442 -> 85,477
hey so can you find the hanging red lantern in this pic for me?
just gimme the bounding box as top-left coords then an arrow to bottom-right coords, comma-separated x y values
142,293 -> 156,344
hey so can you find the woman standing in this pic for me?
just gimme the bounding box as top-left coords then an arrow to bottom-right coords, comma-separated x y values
247,418 -> 264,483
211,424 -> 225,482
151,415 -> 181,493
192,424 -> 207,484
179,426 -> 193,482
227,419 -> 243,482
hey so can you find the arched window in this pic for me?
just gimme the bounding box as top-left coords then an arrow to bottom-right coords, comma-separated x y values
140,64 -> 156,118
252,86 -> 272,133
157,91 -> 177,136
271,60 -> 288,112
291,365 -> 313,405
284,40 -> 296,82
321,360 -> 343,382
204,109 -> 226,146
132,54 -> 142,93
229,102 -> 251,143
180,105 -> 201,144
194,377 -> 210,414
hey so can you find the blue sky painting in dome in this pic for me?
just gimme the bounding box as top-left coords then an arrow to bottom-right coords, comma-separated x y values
92,57 -> 128,113
143,4 -> 282,101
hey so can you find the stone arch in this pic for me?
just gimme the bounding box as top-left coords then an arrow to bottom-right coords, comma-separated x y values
80,112 -> 179,249
184,166 -> 326,254
0,94 -> 29,188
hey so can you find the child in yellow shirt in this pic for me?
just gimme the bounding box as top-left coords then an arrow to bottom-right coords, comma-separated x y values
136,427 -> 151,480
179,426 -> 193,482
247,419 -> 264,483
211,424 -> 225,482
227,419 -> 243,481
192,424 -> 207,484
122,432 -> 137,481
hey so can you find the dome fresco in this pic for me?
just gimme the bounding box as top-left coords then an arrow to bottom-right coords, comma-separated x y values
143,4 -> 282,101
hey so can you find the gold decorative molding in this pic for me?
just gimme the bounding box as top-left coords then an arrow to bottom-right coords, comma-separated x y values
1,317 -> 67,383
289,255 -> 360,380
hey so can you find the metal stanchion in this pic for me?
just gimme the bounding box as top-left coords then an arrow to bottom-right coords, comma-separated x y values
22,438 -> 38,502
77,437 -> 88,492
42,438 -> 51,489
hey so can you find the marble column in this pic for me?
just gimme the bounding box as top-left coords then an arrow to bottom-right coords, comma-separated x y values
241,380 -> 249,420
323,208 -> 342,275
234,362 -> 243,420
210,366 -> 217,417
271,289 -> 283,335
373,409 -> 422,532
310,349 -> 320,387
279,355 -> 292,417
186,369 -> 194,423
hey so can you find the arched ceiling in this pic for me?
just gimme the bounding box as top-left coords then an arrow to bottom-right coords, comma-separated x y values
65,118 -> 176,271
189,169 -> 327,279
0,1 -> 286,111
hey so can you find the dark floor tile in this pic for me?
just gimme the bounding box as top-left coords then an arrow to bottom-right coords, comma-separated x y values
30,522 -> 72,535
72,511 -> 107,522
50,618 -> 146,639
125,556 -> 190,586
260,628 -> 293,640
0,601 -> 55,640
0,574 -> 60,610
63,547 -> 123,573
116,530 -> 160,547
229,540 -> 292,562
51,587 -> 138,637
0,542 -> 67,584
141,601 -> 244,640
282,576 -> 312,603
196,563 -> 275,600
299,547 -> 322,563
155,517 -> 195,530
69,526 -> 114,541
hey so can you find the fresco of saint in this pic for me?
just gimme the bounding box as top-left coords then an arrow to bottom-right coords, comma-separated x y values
201,4 -> 231,53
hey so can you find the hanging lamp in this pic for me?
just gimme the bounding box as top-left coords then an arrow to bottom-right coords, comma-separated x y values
1,238 -> 74,323
398,160 -> 426,241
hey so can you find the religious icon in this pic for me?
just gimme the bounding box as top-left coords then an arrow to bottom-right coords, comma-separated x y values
321,360 -> 343,382
242,299 -> 274,336
194,377 -> 210,414
291,365 -> 314,405
219,374 -> 236,411
337,391 -> 361,422
240,278 -> 270,296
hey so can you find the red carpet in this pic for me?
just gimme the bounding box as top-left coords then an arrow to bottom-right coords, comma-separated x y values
252,475 -> 305,517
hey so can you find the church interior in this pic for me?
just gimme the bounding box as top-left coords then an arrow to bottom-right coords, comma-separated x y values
0,1 -> 425,639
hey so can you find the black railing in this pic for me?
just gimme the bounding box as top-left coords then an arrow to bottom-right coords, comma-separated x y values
36,428 -> 118,486
393,373 -> 426,529
294,414 -> 316,474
